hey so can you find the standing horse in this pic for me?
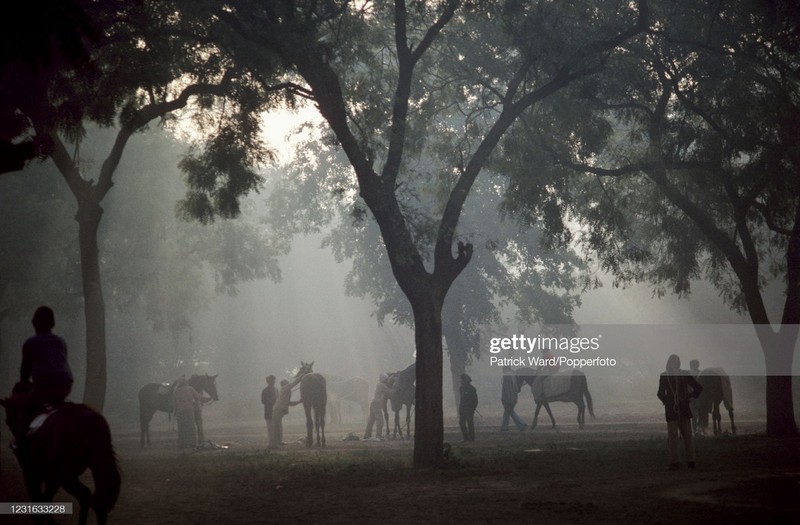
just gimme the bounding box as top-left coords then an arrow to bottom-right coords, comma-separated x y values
697,368 -> 736,436
326,376 -> 369,424
297,362 -> 327,447
387,363 -> 415,439
138,379 -> 178,447
516,367 -> 595,429
1,382 -> 121,525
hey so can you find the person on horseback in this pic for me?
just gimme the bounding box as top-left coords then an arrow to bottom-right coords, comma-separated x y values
17,306 -> 73,440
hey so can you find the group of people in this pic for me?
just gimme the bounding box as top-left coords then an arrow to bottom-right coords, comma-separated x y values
11,305 -> 705,470
260,373 -> 304,449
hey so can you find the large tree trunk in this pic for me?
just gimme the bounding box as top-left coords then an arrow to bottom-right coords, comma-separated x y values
443,328 -> 469,411
756,325 -> 798,436
412,295 -> 444,467
76,199 -> 107,411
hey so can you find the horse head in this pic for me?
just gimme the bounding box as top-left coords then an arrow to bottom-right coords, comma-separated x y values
298,361 -> 315,377
189,374 -> 219,401
1,381 -> 33,439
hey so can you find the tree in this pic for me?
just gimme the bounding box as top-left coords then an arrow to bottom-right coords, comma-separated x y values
503,0 -> 799,434
16,0 -> 283,410
206,0 -> 648,465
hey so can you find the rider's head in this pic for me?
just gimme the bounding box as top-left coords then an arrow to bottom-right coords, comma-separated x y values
32,306 -> 55,334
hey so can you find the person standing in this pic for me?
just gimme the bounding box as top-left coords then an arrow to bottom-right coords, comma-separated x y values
501,366 -> 527,431
270,374 -> 304,449
174,377 -> 202,449
657,354 -> 703,470
364,374 -> 393,440
459,373 -> 478,442
261,375 -> 277,446
18,306 -> 73,432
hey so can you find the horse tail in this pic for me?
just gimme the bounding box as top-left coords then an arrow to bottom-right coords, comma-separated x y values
87,411 -> 122,518
720,373 -> 733,412
582,375 -> 595,419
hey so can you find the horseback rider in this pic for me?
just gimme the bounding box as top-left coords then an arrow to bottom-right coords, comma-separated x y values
17,306 -> 73,436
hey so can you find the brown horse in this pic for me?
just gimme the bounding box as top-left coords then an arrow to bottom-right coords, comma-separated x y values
516,367 -> 595,429
297,362 -> 327,447
138,373 -> 218,447
1,382 -> 121,525
386,363 -> 415,439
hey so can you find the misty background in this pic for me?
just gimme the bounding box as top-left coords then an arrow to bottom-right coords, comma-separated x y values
2,119 -> 790,435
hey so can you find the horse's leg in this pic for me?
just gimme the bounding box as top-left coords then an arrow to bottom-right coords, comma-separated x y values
394,410 -> 401,439
405,404 -> 411,438
318,407 -> 326,447
542,402 -> 556,429
576,399 -> 585,429
304,404 -> 313,448
728,409 -> 736,435
532,403 -> 543,430
61,477 -> 91,525
712,402 -> 721,436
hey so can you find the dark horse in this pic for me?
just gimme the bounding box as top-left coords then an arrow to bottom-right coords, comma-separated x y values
386,363 -> 415,439
516,367 -> 595,429
298,362 -> 327,447
1,382 -> 121,525
138,373 -> 218,447
697,367 -> 736,436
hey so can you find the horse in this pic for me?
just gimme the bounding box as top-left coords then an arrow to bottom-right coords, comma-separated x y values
326,376 -> 369,424
139,373 -> 218,447
516,367 -> 595,429
696,368 -> 736,436
386,363 -> 415,439
138,379 -> 178,447
297,361 -> 327,447
1,382 -> 121,525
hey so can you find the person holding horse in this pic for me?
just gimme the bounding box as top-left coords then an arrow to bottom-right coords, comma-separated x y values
269,374 -> 304,449
501,366 -> 527,431
459,373 -> 478,442
17,306 -> 74,440
657,354 -> 703,470
174,376 -> 202,449
364,373 -> 393,440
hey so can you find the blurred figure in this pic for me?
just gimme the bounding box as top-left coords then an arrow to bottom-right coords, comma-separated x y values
270,374 -> 304,449
501,366 -> 527,431
459,373 -> 478,442
364,373 -> 392,440
688,359 -> 701,435
262,375 -> 277,445
657,354 -> 703,470
174,376 -> 201,449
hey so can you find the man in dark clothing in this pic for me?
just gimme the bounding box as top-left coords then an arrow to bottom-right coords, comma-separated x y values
17,306 -> 73,436
459,373 -> 478,442
657,354 -> 703,470
261,375 -> 277,444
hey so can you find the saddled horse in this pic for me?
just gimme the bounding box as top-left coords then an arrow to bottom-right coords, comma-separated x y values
386,363 -> 415,439
696,367 -> 735,436
297,362 -> 327,447
138,379 -> 178,447
326,376 -> 369,424
516,367 -> 595,429
139,373 -> 218,447
1,382 -> 121,525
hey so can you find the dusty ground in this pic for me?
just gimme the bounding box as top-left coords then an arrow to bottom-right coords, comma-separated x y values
1,407 -> 799,524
